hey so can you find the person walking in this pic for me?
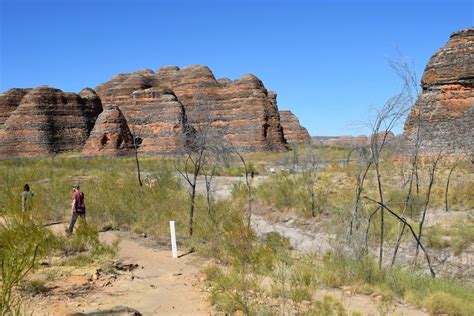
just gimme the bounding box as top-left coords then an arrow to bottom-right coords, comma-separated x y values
67,184 -> 86,235
21,184 -> 34,220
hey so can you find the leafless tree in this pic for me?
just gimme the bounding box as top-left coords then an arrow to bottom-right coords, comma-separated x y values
203,164 -> 217,218
229,141 -> 253,229
364,196 -> 436,277
414,151 -> 443,261
129,117 -> 149,187
301,148 -> 321,217
445,156 -> 463,212
463,145 -> 474,164
174,122 -> 227,236
370,95 -> 410,268
202,136 -> 232,219
174,125 -> 210,237
352,54 -> 418,268
350,144 -> 372,236
391,111 -> 422,266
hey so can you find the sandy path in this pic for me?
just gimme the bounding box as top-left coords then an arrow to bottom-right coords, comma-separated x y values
82,231 -> 212,315
29,226 -> 213,316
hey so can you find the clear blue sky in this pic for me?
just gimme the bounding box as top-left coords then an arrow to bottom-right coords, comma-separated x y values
1,0 -> 472,136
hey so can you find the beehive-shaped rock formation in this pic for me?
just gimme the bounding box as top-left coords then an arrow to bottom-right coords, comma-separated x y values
94,75 -> 190,154
0,66 -> 313,158
279,110 -> 311,145
81,105 -> 135,157
95,65 -> 287,152
0,87 -> 102,158
403,28 -> 474,155
0,88 -> 31,125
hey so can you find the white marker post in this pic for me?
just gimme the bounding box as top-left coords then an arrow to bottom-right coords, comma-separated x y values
170,221 -> 178,258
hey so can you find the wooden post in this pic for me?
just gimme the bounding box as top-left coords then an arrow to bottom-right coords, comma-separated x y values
170,221 -> 178,258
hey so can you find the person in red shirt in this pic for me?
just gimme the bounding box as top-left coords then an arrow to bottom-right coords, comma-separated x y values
66,184 -> 87,235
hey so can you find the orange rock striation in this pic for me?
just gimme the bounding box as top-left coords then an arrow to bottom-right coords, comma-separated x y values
95,65 -> 288,152
0,66 -> 314,158
81,105 -> 135,157
403,28 -> 474,155
0,87 -> 102,158
278,110 -> 311,145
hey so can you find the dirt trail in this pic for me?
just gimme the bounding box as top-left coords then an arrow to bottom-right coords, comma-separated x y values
29,227 -> 213,316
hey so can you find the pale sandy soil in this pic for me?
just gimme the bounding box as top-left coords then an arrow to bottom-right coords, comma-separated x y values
25,227 -> 214,316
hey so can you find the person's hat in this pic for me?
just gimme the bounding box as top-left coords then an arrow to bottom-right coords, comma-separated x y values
72,183 -> 80,189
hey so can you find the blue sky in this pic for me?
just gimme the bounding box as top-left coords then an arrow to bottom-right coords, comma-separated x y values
1,0 -> 472,136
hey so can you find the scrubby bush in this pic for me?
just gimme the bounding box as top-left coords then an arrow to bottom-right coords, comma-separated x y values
0,218 -> 55,314
305,295 -> 347,316
317,251 -> 474,314
424,292 -> 473,316
425,218 -> 474,255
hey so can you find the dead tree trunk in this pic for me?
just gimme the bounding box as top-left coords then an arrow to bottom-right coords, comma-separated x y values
445,157 -> 461,212
392,120 -> 421,266
230,142 -> 252,229
415,153 -> 442,260
133,139 -> 143,187
364,196 -> 436,278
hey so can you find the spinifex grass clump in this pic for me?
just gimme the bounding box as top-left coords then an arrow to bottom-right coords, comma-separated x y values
317,250 -> 474,315
425,217 -> 474,255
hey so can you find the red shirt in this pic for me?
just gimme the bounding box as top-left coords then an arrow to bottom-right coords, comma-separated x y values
72,191 -> 86,212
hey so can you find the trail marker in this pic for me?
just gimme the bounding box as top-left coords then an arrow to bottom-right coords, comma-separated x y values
170,221 -> 178,258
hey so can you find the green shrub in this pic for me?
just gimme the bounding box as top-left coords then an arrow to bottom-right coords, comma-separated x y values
317,252 -> 474,313
425,218 -> 474,255
0,218 -> 55,314
20,278 -> 49,296
424,291 -> 474,316
206,265 -> 261,315
263,232 -> 292,252
304,295 -> 347,316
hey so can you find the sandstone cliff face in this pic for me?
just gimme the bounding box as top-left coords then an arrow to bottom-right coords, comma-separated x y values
81,105 -> 134,157
96,73 -> 190,154
404,28 -> 474,155
128,88 -> 190,154
0,88 -> 31,126
0,65 -> 309,158
279,110 -> 311,145
96,65 -> 287,152
0,87 -> 102,158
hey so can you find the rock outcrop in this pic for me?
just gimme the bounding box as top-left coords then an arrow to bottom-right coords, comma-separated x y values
403,28 -> 474,155
0,65 -> 312,158
279,110 -> 311,145
127,88 -> 191,154
0,88 -> 31,125
311,132 -> 394,147
0,87 -> 102,158
312,135 -> 369,147
81,105 -> 135,157
95,73 -> 190,154
95,65 -> 287,152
